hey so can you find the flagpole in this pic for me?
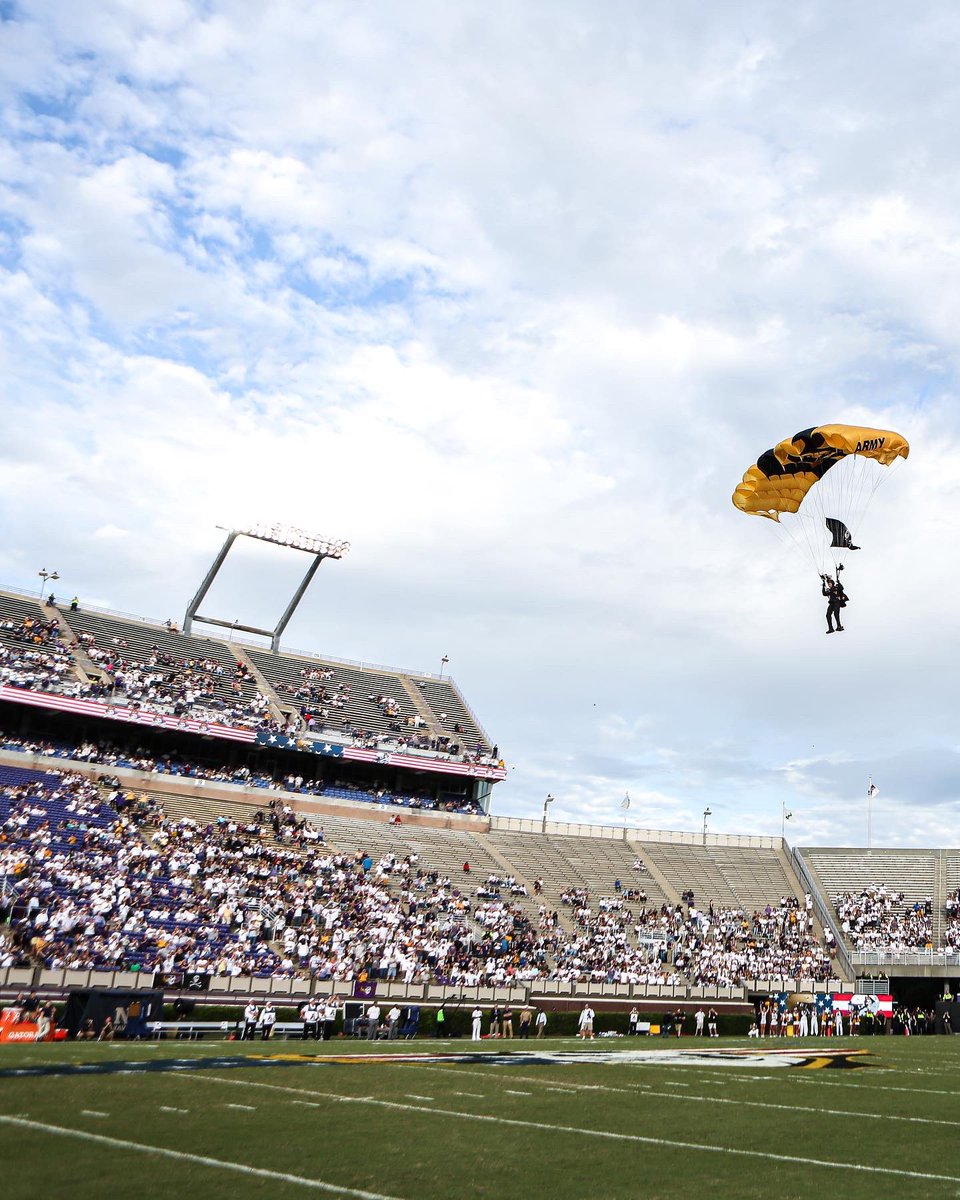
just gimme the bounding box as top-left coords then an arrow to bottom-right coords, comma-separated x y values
867,777 -> 873,849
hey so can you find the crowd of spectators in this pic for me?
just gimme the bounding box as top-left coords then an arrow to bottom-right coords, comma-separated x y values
0,614 -> 77,693
0,764 -> 837,988
833,885 -> 933,951
0,731 -> 484,816
73,631 -> 273,729
0,597 -> 502,767
945,889 -> 960,951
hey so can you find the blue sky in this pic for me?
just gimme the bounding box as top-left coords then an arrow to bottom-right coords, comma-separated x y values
2,1 -> 960,846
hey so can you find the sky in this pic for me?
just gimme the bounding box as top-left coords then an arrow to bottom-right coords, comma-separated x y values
2,1 -> 959,847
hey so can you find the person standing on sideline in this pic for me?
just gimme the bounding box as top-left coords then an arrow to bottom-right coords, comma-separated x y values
518,1006 -> 533,1038
242,1001 -> 259,1040
471,1006 -> 484,1041
387,1005 -> 402,1040
578,1004 -> 595,1040
322,998 -> 337,1040
628,1006 -> 639,1036
366,1002 -> 381,1040
435,1005 -> 446,1038
501,1003 -> 514,1038
694,1007 -> 706,1036
259,1003 -> 277,1040
535,1009 -> 547,1038
707,1007 -> 719,1037
489,1005 -> 502,1038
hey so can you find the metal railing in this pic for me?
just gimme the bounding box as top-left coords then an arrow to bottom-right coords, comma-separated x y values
852,949 -> 960,968
789,844 -> 854,982
491,814 -> 779,848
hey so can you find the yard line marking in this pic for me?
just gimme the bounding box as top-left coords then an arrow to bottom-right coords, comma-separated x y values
225,1103 -> 256,1111
291,1101 -> 322,1109
80,1110 -> 109,1118
397,1064 -> 635,1094
180,1074 -> 960,1184
504,1090 -> 532,1096
790,1077 -> 957,1099
404,1095 -> 434,1102
0,1115 -> 407,1200
453,1092 -> 484,1098
159,1107 -> 190,1115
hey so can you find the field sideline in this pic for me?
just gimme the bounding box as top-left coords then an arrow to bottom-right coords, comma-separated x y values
1,1036 -> 959,1199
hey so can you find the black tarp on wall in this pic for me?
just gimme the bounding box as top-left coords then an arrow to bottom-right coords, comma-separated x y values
64,988 -> 163,1038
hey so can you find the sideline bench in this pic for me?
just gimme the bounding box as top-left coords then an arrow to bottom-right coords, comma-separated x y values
147,1020 -> 307,1040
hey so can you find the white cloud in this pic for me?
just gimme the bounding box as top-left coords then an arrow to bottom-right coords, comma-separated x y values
2,0 -> 960,848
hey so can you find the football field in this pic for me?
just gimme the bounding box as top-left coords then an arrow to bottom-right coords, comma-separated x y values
1,1036 -> 958,1199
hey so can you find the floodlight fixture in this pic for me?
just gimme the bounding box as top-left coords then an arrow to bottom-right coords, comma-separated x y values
38,568 -> 60,598
183,522 -> 350,651
236,522 -> 350,558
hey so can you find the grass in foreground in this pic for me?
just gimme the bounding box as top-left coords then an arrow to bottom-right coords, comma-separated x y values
1,1035 -> 959,1200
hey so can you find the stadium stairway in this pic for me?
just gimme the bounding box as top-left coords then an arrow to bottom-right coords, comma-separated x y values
229,644 -> 287,725
623,839 -> 679,904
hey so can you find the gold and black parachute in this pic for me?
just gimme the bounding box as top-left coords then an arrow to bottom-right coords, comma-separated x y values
733,424 -> 909,573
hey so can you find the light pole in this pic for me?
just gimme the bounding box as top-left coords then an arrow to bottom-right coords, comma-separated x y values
38,568 -> 60,600
781,802 -> 793,840
439,655 -> 449,679
702,807 -> 712,845
542,794 -> 554,834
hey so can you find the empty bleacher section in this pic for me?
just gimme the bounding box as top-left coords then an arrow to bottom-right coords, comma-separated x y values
635,841 -> 800,916
411,675 -> 493,753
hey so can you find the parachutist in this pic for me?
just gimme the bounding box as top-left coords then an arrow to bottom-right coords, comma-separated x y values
822,575 -> 848,634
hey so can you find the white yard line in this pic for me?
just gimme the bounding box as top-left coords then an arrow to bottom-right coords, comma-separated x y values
159,1106 -> 190,1115
80,1110 -> 109,1118
179,1073 -> 960,1185
225,1103 -> 257,1111
790,1076 -> 958,1099
403,1095 -> 434,1102
0,1114 -> 407,1200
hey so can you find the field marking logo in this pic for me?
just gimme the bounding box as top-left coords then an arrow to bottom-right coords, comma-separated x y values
0,1046 -> 873,1081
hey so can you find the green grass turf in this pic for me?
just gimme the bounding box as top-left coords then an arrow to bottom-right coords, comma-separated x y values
1,1036 -> 959,1199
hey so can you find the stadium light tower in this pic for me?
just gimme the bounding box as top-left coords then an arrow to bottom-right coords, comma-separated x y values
702,806 -> 712,845
542,793 -> 555,834
183,523 -> 350,652
38,568 -> 59,599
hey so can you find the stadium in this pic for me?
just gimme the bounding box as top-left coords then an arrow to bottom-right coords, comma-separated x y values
6,3 -> 960,1198
2,551 -> 959,1197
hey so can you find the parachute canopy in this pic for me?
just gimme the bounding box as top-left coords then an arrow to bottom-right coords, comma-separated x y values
732,423 -> 909,575
732,424 -> 909,521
